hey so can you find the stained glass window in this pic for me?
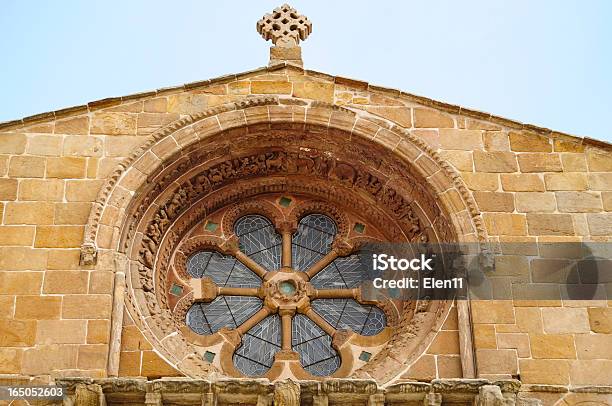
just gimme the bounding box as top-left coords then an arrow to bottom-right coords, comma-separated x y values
184,213 -> 387,377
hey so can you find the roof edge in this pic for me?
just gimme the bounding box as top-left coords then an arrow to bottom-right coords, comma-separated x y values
1,62 -> 609,150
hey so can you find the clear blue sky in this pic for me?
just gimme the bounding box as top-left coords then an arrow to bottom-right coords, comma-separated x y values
1,1 -> 611,141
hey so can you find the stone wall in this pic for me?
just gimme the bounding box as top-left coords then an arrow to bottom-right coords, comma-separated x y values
0,63 -> 610,389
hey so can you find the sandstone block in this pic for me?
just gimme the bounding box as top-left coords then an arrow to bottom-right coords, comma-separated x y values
400,354 -> 436,381
0,348 -> 23,374
588,173 -> 612,191
63,136 -> 103,157
587,307 -> 612,333
228,81 -> 250,95
118,351 -> 141,376
526,213 -> 574,236
473,324 -> 496,349
544,173 -> 588,191
497,333 -> 530,357
141,351 -> 180,377
47,250 -> 82,270
77,344 -> 108,369
542,307 -> 589,333
21,344 -> 78,375
476,349 -> 518,375
0,179 -> 18,200
515,192 -> 556,212
35,320 -> 87,344
569,360 -> 612,385
438,129 -> 483,150
483,213 -> 527,236
0,319 -> 36,346
474,151 -> 518,172
4,202 -> 54,225
561,153 -> 587,171
14,296 -> 62,319
472,300 -> 515,324
19,179 -> 64,201
89,271 -> 113,294
514,307 -> 544,334
8,156 -> 45,177
43,270 -> 89,294
62,294 -> 111,319
509,131 -> 552,152
0,155 -> 8,176
587,151 -> 612,171
494,255 -> 529,277
586,213 -> 612,235
143,98 -> 168,113
34,225 -> 84,248
55,116 -> 89,135
293,82 -> 334,103
427,330 -> 460,354
531,258 -> 577,283
438,151 -> 473,171
167,93 -> 207,114
0,296 -> 15,317
121,325 -> 152,351
500,174 -> 545,192
46,157 -> 86,178
54,202 -> 91,225
65,180 -> 105,202
437,355 -> 462,378
251,80 -> 292,94
26,135 -> 62,156
518,153 -> 562,172
575,334 -> 612,359
460,173 -> 499,191
105,136 -> 148,157
0,133 -> 26,154
519,359 -> 569,384
554,138 -> 584,152
530,334 -> 575,359
556,191 -> 602,212
0,271 -> 43,293
87,320 -> 110,344
483,132 -> 510,151
91,112 -> 137,135
413,108 -> 454,128
473,191 -> 515,212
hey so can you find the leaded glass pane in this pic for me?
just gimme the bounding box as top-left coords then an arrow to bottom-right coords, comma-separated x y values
233,315 -> 282,376
292,314 -> 340,376
234,215 -> 282,271
187,251 -> 261,288
292,214 -> 337,271
310,254 -> 367,289
311,299 -> 386,336
186,296 -> 262,335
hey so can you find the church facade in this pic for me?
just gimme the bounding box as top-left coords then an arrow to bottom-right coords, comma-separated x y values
0,5 -> 611,405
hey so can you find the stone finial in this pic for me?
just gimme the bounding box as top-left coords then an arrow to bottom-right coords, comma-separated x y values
257,4 -> 311,66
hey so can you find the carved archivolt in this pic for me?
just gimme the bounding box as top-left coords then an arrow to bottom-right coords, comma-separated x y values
88,97 -> 484,382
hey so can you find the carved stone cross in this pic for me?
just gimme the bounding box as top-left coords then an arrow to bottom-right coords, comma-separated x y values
257,4 -> 312,66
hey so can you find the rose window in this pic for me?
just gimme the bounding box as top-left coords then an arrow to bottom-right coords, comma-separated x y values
184,213 -> 387,377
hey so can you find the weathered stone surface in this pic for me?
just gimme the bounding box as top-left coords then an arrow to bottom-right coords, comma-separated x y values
515,192 -> 556,212
8,156 -> 45,177
437,355 -> 462,378
439,129 -> 483,150
427,331 -> 460,354
574,334 -> 612,359
14,295 -> 62,319
497,333 -> 530,357
518,153 -> 562,172
251,81 -> 292,94
293,82 -> 334,103
63,136 -> 103,157
519,359 -> 569,385
0,320 -> 37,346
542,307 -> 589,333
0,225 -> 35,245
556,191 -> 602,212
35,320 -> 87,344
474,192 -> 515,212
569,360 -> 612,385
400,355 -> 436,381
461,172 -> 499,191
544,173 -> 588,191
55,116 -> 89,134
474,151 -> 518,172
586,213 -> 612,235
588,173 -> 612,191
91,112 -> 137,135
561,153 -> 587,171
473,325 -> 497,349
586,151 -> 612,171
26,134 -> 62,156
526,214 -> 574,236
19,179 -> 64,201
0,133 -> 27,154
46,157 -> 87,178
141,351 -> 180,376
0,348 -> 23,374
501,174 -> 545,192
34,225 -> 84,248
62,295 -> 112,319
472,300 -> 515,324
0,270 -> 43,293
483,213 -> 527,236
413,108 -> 454,128
21,344 -> 78,375
587,307 -> 612,333
483,132 -> 509,151
476,349 -> 518,375
509,132 -> 551,152
530,334 -> 575,359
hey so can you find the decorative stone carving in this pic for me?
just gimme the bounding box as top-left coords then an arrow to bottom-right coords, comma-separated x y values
273,379 -> 300,406
257,4 -> 312,47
